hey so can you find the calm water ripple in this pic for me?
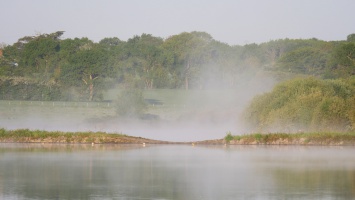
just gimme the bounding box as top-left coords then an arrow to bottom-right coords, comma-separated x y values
0,144 -> 354,200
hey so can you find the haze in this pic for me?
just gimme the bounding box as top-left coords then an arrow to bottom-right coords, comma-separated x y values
0,74 -> 275,142
1,0 -> 355,45
1,0 -> 354,142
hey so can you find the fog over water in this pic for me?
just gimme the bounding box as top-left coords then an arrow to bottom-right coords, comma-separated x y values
0,72 -> 276,142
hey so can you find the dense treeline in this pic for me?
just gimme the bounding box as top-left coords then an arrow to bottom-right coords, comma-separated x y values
0,31 -> 354,101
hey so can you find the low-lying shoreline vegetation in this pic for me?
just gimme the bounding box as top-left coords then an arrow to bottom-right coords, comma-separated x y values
0,129 -> 171,144
1,129 -> 355,146
224,132 -> 355,145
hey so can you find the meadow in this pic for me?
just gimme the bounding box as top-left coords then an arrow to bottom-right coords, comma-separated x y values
0,89 -> 245,136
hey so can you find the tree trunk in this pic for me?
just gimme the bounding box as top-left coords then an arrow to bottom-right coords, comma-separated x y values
185,61 -> 190,90
82,74 -> 96,101
185,76 -> 189,90
89,83 -> 94,101
144,79 -> 154,89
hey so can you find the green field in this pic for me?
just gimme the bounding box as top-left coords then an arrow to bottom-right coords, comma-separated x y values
0,89 -> 245,127
0,89 -> 247,143
105,88 -> 244,120
105,88 -> 241,107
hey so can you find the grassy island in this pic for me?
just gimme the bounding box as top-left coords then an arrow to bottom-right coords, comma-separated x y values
0,129 -> 171,144
1,129 -> 355,146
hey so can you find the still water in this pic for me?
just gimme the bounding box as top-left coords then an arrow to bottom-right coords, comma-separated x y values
0,144 -> 354,200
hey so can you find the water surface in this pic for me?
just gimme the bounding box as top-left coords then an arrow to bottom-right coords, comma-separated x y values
0,144 -> 354,199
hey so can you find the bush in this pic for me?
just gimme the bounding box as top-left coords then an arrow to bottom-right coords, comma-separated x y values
115,89 -> 147,117
0,77 -> 62,100
224,131 -> 233,143
244,77 -> 355,132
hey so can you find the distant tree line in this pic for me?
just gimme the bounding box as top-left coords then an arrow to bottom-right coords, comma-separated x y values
0,31 -> 354,101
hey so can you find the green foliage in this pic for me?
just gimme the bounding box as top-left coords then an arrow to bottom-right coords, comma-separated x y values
225,132 -> 355,144
2,31 -> 355,101
0,77 -> 61,100
326,42 -> 355,78
21,37 -> 59,68
60,44 -> 111,101
347,33 -> 355,42
277,46 -> 328,75
244,77 -> 355,132
115,89 -> 147,117
224,131 -> 233,143
254,133 -> 263,141
0,129 -> 126,143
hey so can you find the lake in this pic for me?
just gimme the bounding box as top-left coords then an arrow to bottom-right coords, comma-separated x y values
0,143 -> 354,199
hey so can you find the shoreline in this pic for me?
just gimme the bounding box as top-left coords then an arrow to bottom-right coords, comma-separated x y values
1,129 -> 355,146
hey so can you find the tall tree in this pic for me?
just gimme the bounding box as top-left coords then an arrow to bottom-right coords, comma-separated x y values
347,33 -> 355,43
162,32 -> 212,90
61,44 -> 109,101
20,32 -> 64,72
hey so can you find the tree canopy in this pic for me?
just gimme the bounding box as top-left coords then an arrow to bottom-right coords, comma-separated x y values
1,31 -> 354,101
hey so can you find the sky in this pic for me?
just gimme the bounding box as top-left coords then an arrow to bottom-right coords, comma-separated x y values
1,0 -> 355,46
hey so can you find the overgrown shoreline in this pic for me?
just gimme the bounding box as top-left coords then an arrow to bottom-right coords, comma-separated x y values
1,129 -> 355,146
222,132 -> 355,146
0,129 -> 173,144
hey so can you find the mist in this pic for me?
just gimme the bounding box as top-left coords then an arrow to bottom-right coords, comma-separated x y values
0,68 -> 276,142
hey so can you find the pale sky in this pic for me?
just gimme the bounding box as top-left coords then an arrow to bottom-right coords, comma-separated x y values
1,0 -> 354,45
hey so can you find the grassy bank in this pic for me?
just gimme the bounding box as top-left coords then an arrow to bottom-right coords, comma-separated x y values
0,129 -> 168,144
1,129 -> 355,145
224,132 -> 355,145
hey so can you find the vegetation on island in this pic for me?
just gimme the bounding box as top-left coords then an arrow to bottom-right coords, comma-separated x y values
1,128 -> 354,145
0,128 -> 170,144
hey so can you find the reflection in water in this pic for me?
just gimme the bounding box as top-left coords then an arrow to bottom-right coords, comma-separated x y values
0,144 -> 354,199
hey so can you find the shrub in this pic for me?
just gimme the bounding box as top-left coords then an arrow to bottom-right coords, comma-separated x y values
224,131 -> 233,143
115,89 -> 147,117
244,77 -> 355,132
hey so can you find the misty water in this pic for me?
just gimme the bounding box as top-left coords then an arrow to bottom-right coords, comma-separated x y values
0,144 -> 354,200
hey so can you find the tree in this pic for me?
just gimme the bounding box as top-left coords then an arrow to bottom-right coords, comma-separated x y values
129,34 -> 164,89
347,33 -> 355,43
99,37 -> 123,47
62,44 -> 110,101
277,47 -> 327,75
114,34 -> 166,89
327,42 -> 355,78
19,32 -> 64,72
162,32 -> 212,90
